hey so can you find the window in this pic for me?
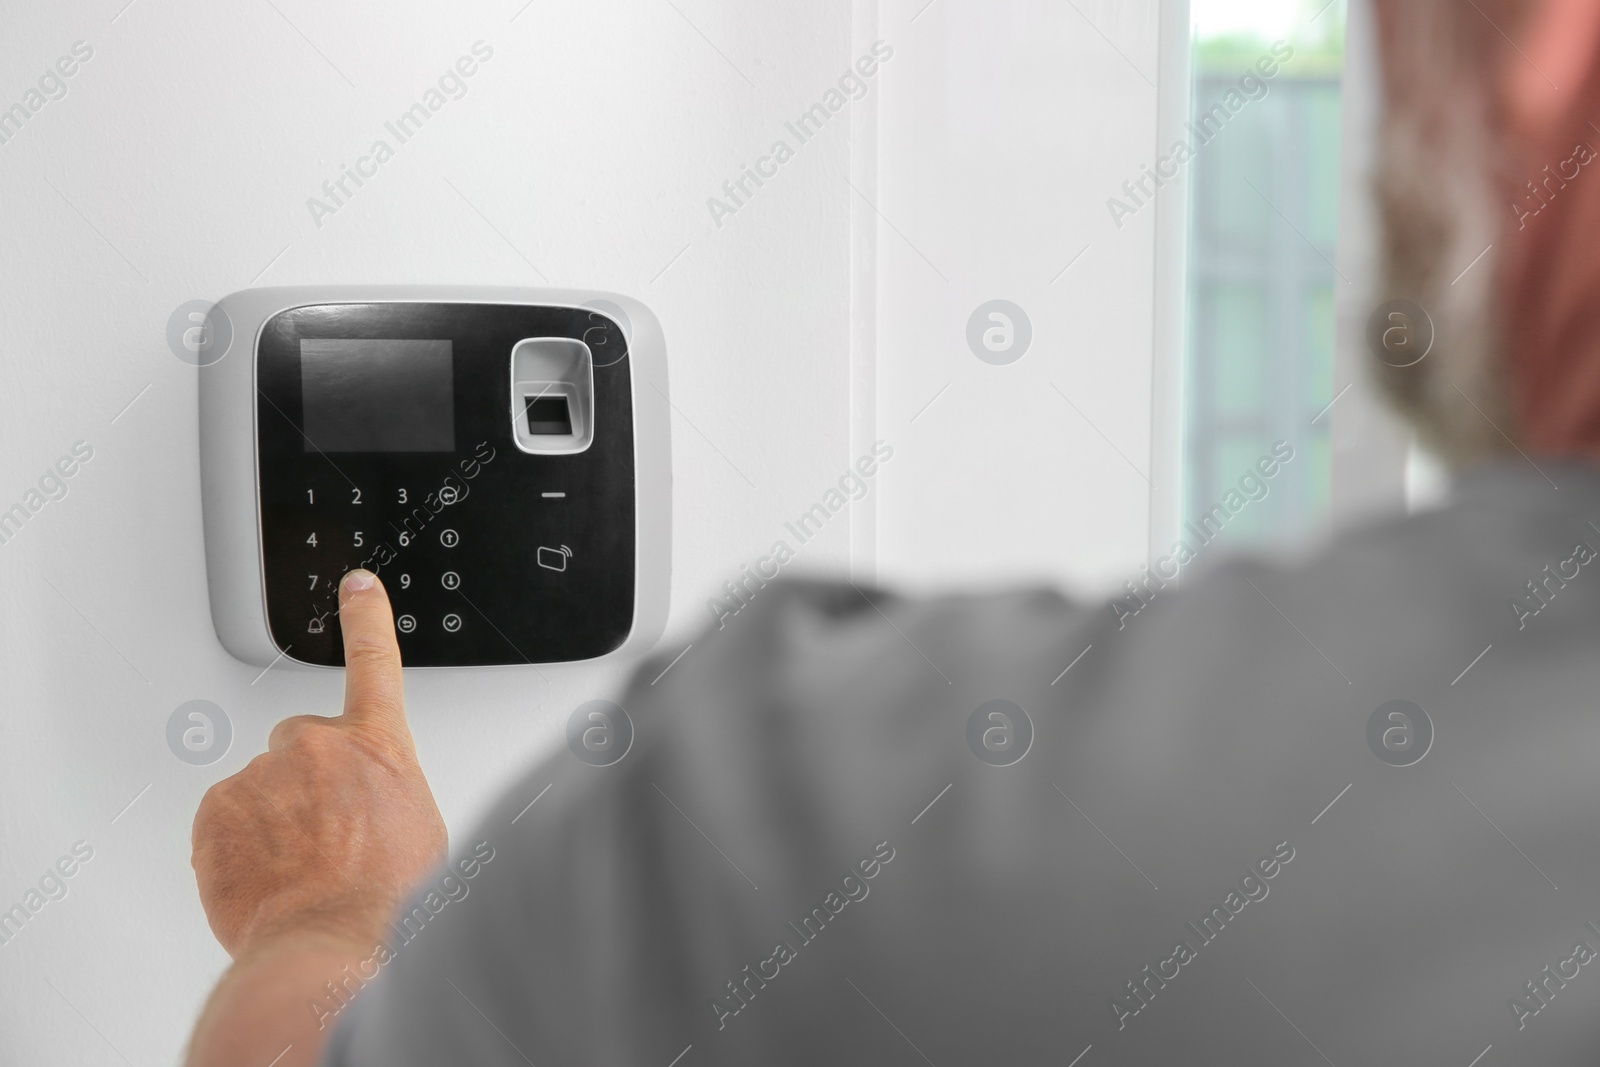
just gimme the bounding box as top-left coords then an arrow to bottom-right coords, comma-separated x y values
1183,0 -> 1347,548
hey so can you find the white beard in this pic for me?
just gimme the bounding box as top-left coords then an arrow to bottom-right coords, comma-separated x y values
1370,88 -> 1514,465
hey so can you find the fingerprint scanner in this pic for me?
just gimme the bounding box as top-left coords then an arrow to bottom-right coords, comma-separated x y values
525,396 -> 572,435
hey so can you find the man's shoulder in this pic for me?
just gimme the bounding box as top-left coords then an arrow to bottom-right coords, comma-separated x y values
656,576 -> 1095,710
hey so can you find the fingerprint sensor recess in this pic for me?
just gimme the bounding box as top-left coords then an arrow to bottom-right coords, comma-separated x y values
512,337 -> 593,454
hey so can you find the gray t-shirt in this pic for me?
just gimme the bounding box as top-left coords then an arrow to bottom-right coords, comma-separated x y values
323,462 -> 1600,1063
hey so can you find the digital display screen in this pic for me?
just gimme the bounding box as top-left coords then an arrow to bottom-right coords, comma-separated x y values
299,339 -> 455,452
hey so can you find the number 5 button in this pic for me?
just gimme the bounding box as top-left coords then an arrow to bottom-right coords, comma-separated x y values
441,571 -> 461,590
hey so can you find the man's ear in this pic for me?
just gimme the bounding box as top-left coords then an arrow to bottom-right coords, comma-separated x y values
1504,0 -> 1600,136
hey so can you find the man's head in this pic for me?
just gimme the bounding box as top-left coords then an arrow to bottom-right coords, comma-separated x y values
1372,0 -> 1600,463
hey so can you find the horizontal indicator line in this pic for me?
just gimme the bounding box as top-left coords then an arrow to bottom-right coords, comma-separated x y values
541,492 -> 566,498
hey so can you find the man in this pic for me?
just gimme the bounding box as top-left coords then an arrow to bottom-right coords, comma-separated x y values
187,0 -> 1600,1061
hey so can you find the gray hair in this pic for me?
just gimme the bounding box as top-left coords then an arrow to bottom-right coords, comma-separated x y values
1367,0 -> 1527,464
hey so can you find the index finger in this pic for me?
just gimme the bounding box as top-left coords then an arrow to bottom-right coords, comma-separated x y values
338,569 -> 412,742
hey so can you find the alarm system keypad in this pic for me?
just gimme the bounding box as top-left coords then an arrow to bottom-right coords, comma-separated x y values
255,303 -> 636,667
282,473 -> 496,639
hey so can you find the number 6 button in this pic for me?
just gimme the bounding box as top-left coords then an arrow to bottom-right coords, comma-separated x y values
441,571 -> 461,590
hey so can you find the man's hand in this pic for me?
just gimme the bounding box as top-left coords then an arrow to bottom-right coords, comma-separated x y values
186,570 -> 446,1066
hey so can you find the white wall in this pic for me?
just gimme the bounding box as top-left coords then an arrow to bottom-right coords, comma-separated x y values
869,0 -> 1166,596
0,0 -> 1166,1061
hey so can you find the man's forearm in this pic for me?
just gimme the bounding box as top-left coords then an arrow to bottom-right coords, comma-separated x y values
186,571 -> 448,1066
186,935 -> 374,1067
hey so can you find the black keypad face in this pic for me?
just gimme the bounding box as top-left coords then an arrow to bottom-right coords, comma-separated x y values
256,303 -> 636,667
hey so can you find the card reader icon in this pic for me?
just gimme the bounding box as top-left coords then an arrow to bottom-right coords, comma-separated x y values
538,545 -> 572,573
